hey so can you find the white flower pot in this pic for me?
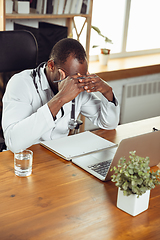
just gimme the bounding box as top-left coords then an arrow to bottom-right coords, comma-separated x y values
117,188 -> 150,216
99,53 -> 110,66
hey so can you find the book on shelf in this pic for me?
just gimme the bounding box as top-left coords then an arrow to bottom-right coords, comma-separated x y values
86,0 -> 90,14
30,0 -> 37,9
64,0 -> 72,14
46,0 -> 53,14
62,0 -> 67,13
36,0 -> 43,13
81,0 -> 90,14
57,0 -> 66,14
36,0 -> 47,14
70,0 -> 77,14
43,0 -> 47,13
53,0 -> 59,14
35,0 -> 90,15
74,0 -> 83,14
36,0 -> 54,14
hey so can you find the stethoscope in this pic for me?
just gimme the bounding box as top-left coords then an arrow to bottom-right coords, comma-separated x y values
31,62 -> 82,131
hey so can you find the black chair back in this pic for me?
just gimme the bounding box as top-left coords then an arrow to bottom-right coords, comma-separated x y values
0,30 -> 38,151
0,30 -> 38,72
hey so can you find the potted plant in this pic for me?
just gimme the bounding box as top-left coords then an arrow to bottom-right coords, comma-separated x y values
91,25 -> 113,65
111,151 -> 160,216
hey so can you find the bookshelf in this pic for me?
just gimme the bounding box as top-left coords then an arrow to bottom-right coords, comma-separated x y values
0,0 -> 93,60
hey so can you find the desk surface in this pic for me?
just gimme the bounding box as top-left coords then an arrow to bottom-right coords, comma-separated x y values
1,117 -> 160,240
89,53 -> 160,73
88,53 -> 160,81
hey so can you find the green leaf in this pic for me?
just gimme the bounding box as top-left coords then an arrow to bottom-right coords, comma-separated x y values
92,45 -> 99,48
91,26 -> 101,34
122,182 -> 128,190
91,25 -> 113,44
129,169 -> 134,174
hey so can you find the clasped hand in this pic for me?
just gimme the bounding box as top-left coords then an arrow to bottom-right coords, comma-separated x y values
58,70 -> 113,103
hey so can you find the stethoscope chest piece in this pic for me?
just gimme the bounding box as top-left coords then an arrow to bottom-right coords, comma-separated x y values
68,99 -> 83,132
68,119 -> 78,130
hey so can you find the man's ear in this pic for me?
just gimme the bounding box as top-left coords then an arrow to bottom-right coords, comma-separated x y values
47,60 -> 55,72
59,69 -> 66,80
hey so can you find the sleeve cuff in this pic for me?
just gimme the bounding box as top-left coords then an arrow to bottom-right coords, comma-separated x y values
109,93 -> 118,106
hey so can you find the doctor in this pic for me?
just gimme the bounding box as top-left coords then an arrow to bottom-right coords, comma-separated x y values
2,38 -> 120,153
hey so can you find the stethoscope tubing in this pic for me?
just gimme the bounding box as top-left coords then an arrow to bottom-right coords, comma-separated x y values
31,63 -> 77,130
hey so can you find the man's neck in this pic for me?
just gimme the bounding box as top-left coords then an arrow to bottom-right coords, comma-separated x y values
45,67 -> 58,95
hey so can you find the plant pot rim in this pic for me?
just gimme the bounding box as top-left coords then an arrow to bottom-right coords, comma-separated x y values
100,48 -> 110,55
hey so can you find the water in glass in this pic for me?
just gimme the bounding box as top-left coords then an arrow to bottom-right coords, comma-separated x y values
14,150 -> 33,177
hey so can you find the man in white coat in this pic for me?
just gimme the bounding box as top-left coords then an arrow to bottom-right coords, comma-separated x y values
2,38 -> 120,153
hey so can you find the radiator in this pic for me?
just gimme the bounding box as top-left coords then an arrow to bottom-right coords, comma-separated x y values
120,80 -> 160,124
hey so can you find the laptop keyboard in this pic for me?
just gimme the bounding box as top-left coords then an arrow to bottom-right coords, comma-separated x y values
87,159 -> 112,177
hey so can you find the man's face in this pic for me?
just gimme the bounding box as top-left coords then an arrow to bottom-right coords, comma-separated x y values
56,55 -> 88,80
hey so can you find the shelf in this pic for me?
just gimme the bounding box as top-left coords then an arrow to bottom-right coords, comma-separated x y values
6,12 -> 90,20
1,1 -> 93,60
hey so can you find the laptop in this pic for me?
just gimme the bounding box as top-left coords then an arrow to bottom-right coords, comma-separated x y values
72,130 -> 160,181
40,131 -> 117,161
40,130 -> 160,182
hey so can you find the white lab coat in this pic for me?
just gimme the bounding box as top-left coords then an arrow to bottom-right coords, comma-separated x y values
2,65 -> 120,153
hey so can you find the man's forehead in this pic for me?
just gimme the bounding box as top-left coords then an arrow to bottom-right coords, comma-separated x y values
63,57 -> 88,75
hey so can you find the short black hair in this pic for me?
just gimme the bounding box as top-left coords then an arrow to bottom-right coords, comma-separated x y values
49,38 -> 87,65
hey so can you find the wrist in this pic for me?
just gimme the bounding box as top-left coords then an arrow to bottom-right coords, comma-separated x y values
47,94 -> 65,117
102,86 -> 113,101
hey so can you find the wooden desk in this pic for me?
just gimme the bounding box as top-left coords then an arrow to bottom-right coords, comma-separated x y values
0,117 -> 160,240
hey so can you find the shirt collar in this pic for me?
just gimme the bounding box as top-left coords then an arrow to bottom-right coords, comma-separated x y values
39,63 -> 50,91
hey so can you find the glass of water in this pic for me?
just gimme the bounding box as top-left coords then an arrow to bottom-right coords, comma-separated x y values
14,149 -> 33,177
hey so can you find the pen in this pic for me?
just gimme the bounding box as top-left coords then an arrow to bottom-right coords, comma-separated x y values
54,75 -> 98,82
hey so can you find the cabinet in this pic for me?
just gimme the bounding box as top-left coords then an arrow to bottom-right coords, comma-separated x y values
0,0 -> 93,60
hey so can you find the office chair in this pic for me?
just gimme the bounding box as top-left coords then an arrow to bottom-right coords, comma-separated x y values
0,30 -> 38,151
